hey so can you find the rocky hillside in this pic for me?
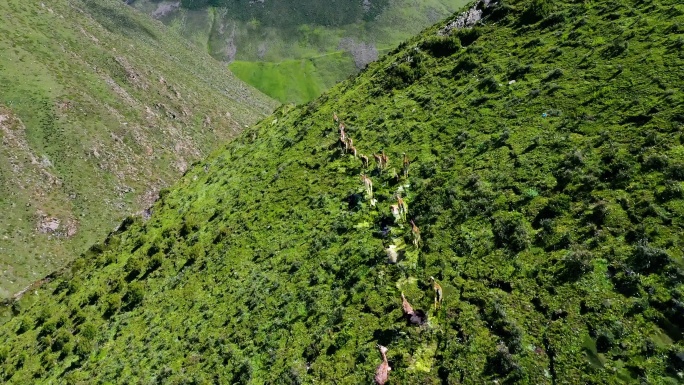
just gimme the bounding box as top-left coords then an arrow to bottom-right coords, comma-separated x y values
0,0 -> 276,298
1,0 -> 683,383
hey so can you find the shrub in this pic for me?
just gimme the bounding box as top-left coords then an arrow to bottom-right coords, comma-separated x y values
632,240 -> 671,273
0,347 -> 9,364
383,52 -> 426,89
487,342 -> 520,376
71,309 -> 87,326
508,63 -> 532,80
149,252 -> 164,271
453,55 -> 479,75
103,294 -> 122,317
479,76 -> 499,92
603,38 -> 628,58
79,322 -> 97,340
544,68 -> 564,82
123,282 -> 145,310
51,329 -> 72,353
521,0 -> 552,24
15,317 -> 32,335
421,35 -> 460,57
540,12 -> 565,29
124,256 -> 146,281
657,181 -> 683,201
559,248 -> 594,282
456,27 -> 482,47
74,338 -> 92,360
492,211 -> 530,252
39,319 -> 57,338
67,277 -> 81,295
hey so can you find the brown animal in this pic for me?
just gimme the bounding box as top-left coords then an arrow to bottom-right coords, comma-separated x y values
401,292 -> 414,316
375,345 -> 391,385
410,220 -> 421,248
431,276 -> 443,310
350,145 -> 358,157
344,137 -> 354,153
373,153 -> 383,170
360,154 -> 369,168
361,174 -> 373,199
333,112 -> 339,122
396,196 -> 408,222
381,150 -> 389,169
402,152 -> 410,178
400,292 -> 428,325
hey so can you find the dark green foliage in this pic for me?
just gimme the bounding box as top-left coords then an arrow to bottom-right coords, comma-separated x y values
421,35 -> 461,57
14,318 -> 31,335
521,0 -> 553,24
122,282 -> 145,310
455,27 -> 482,46
492,211 -> 530,252
1,0 -> 683,383
453,54 -> 480,75
78,322 -> 97,341
632,240 -> 672,274
383,51 -> 427,90
102,294 -> 122,318
558,248 -> 594,282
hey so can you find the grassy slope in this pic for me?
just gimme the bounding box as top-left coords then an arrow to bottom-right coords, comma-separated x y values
228,52 -> 360,105
134,0 -> 470,103
0,0 -> 276,298
2,0 -> 684,383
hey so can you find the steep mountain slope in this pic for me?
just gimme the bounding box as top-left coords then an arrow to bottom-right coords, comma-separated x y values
2,0 -> 684,383
130,0 -> 470,103
0,0 -> 276,298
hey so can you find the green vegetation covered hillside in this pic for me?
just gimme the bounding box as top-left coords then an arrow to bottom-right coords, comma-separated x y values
130,0 -> 469,103
2,0 -> 684,383
0,0 -> 276,298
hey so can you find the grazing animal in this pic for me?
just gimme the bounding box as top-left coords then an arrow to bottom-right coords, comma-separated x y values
390,204 -> 400,222
373,153 -> 383,170
350,145 -> 358,157
375,345 -> 391,385
401,292 -> 414,316
430,276 -> 443,310
333,112 -> 339,122
402,152 -> 410,178
396,196 -> 408,222
344,137 -> 354,153
400,292 -> 427,325
410,220 -> 421,248
360,154 -> 369,168
381,150 -> 389,169
361,174 -> 373,199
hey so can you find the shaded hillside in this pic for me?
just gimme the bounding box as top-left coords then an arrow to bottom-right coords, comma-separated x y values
0,0 -> 276,298
131,0 -> 470,103
2,0 -> 684,383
